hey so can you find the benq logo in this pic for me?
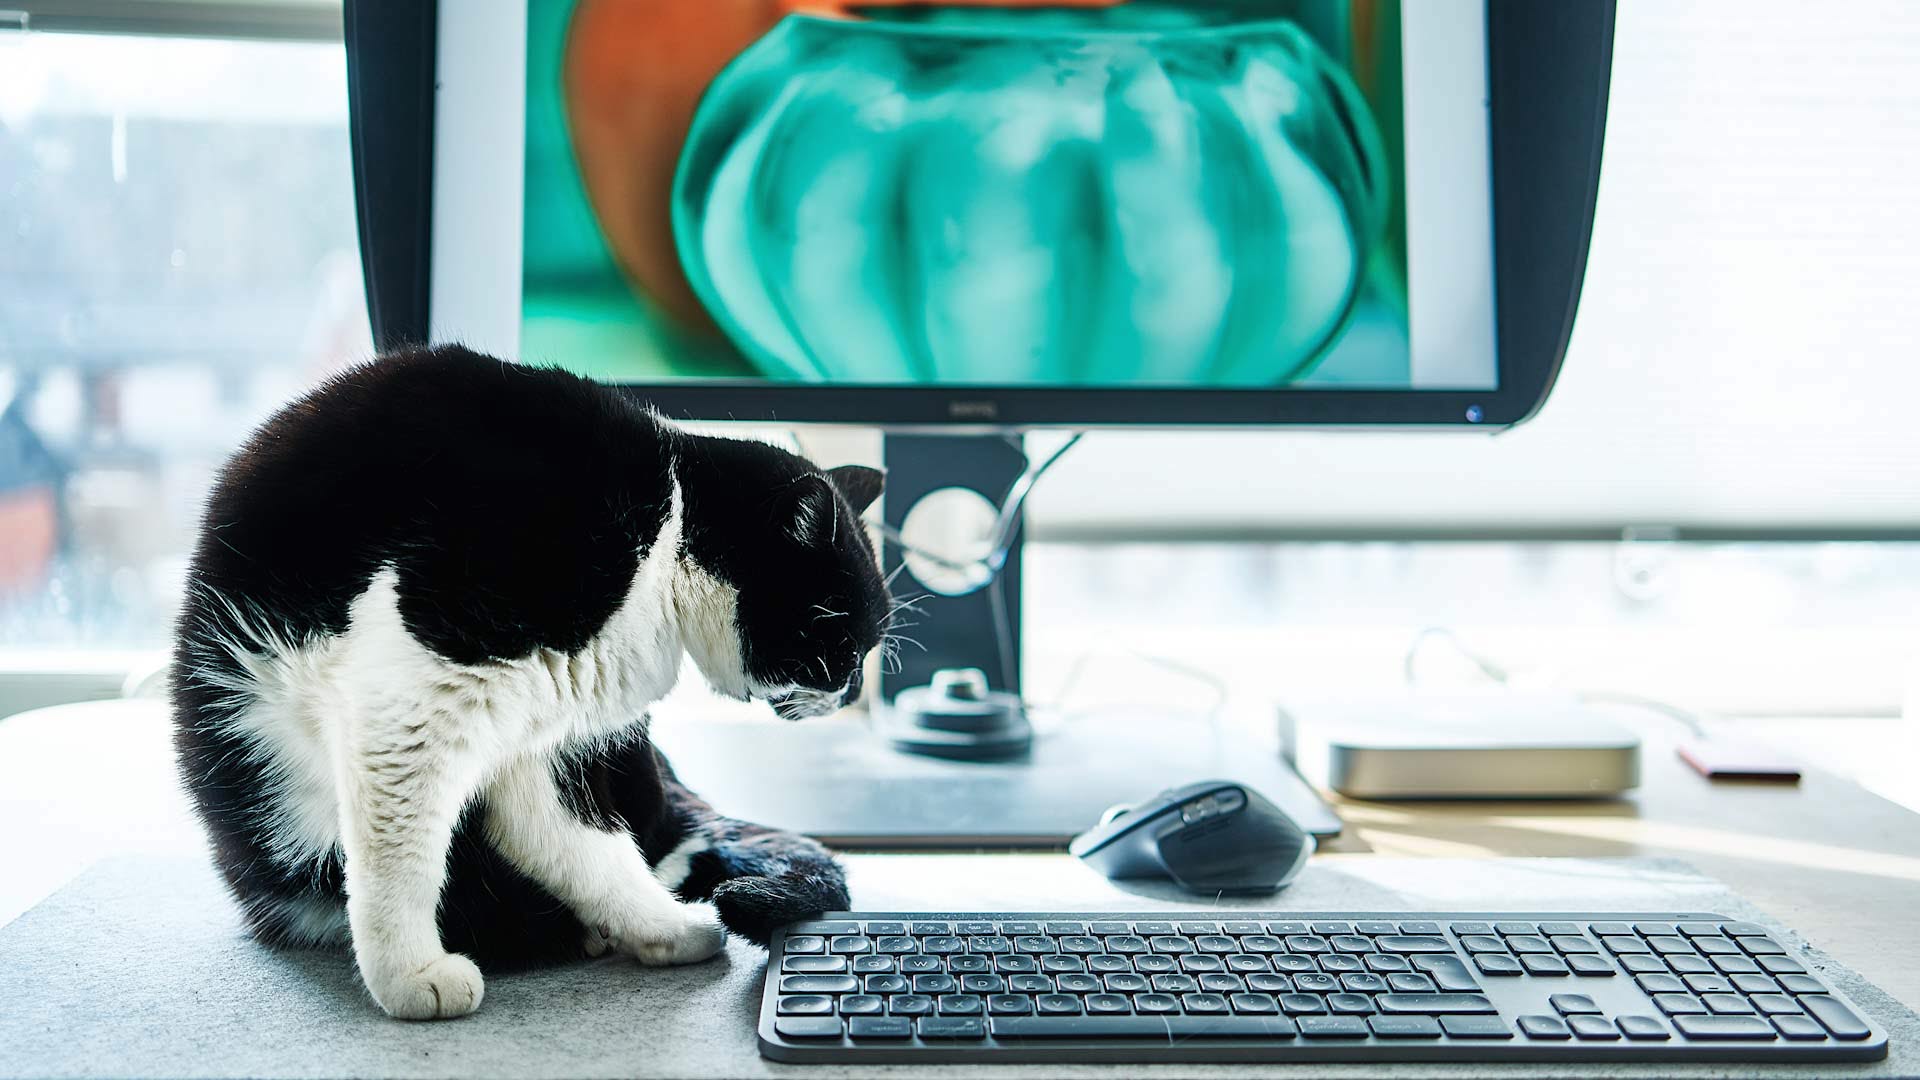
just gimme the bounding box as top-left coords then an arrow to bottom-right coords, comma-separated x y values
948,400 -> 998,420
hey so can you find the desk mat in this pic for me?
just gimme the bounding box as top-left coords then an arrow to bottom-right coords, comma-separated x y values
1,854 -> 1913,1079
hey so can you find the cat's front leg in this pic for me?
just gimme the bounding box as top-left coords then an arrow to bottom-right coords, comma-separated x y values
336,705 -> 488,1020
483,753 -> 726,966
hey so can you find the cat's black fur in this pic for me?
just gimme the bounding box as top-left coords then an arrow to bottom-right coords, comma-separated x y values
172,344 -> 880,960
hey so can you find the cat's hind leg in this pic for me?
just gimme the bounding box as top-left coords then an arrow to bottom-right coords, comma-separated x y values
335,701 -> 489,1020
483,753 -> 726,966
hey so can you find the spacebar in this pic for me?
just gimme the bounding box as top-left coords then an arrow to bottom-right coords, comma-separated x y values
991,1017 -> 1299,1039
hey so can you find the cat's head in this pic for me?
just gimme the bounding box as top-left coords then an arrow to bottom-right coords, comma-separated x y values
675,437 -> 891,719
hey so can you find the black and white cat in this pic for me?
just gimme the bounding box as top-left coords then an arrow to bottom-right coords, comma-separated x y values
171,345 -> 889,1019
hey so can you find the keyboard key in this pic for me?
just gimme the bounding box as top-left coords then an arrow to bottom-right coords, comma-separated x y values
1521,954 -> 1570,976
828,936 -> 873,954
1676,921 -> 1721,937
783,935 -> 826,955
1537,921 -> 1582,936
960,975 -> 1005,994
937,994 -> 983,1015
1133,955 -> 1176,974
1355,921 -> 1398,935
1107,936 -> 1149,954
887,995 -> 932,1016
995,954 -> 1038,973
1368,1015 -> 1443,1039
1637,973 -> 1686,994
1683,974 -> 1734,995
1090,922 -> 1131,936
1311,921 -> 1353,935
957,921 -> 997,936
1695,936 -> 1739,955
774,1017 -> 844,1039
1341,973 -> 1388,993
1721,922 -> 1771,936
1009,975 -> 1053,993
1570,1016 -> 1620,1040
1055,973 -> 1100,993
1801,995 -> 1872,1040
1732,974 -> 1780,995
781,975 -> 857,994
1199,974 -> 1245,993
1620,955 -> 1666,974
1634,922 -> 1677,937
917,1017 -> 987,1039
1294,973 -> 1339,993
1103,973 -> 1149,993
987,994 -> 1032,1015
1085,993 -> 1131,1015
1011,937 -> 1053,955
1177,921 -> 1220,935
947,955 -> 989,973
1230,993 -> 1279,1014
912,974 -> 955,994
1298,1016 -> 1369,1038
1617,1015 -> 1671,1040
1411,955 -> 1482,991
1149,936 -> 1194,954
1182,993 -> 1230,1014
1327,993 -> 1373,1015
968,936 -> 1010,954
1317,954 -> 1363,973
1778,974 -> 1826,995
1646,936 -> 1692,955
1507,936 -> 1553,954
865,921 -> 906,936
1265,921 -> 1309,936
1739,936 -> 1786,955
1711,954 -> 1761,974
1376,935 -> 1453,954
1550,935 -> 1598,953
1152,974 -> 1198,993
1569,955 -> 1616,976
794,921 -> 859,936
1134,921 -> 1175,936
1366,954 -> 1413,973
783,956 -> 847,973
1375,994 -> 1497,1015
1134,993 -> 1179,1014
1440,1015 -> 1513,1039
847,1016 -> 912,1039
1494,922 -> 1536,935
921,936 -> 963,954
838,995 -> 883,1015
1281,935 -> 1327,953
1750,993 -> 1801,1015
778,995 -> 835,1016
1179,955 -> 1225,973
1587,922 -> 1632,936
1759,954 -> 1808,975
1039,955 -> 1084,974
1269,955 -> 1316,973
1035,994 -> 1081,1015
1449,921 -> 1494,936
863,975 -> 908,994
1222,922 -> 1264,935
1673,1015 -> 1777,1040
901,956 -> 942,974
1278,994 -> 1326,1015
851,956 -> 894,974
1475,954 -> 1523,976
1088,955 -> 1130,974
910,922 -> 951,935
1460,934 -> 1506,953
1245,974 -> 1291,993
1194,935 -> 1238,954
1330,935 -> 1373,954
1549,993 -> 1599,1015
1043,921 -> 1085,936
1601,936 -> 1649,954
1773,1014 -> 1828,1040
1653,993 -> 1705,1015
1669,955 -> 1715,975
873,936 -> 917,954
1399,921 -> 1442,935
1702,993 -> 1753,1015
990,1016 -> 1299,1039
1517,1015 -> 1571,1039
999,921 -> 1040,935
1388,973 -> 1437,993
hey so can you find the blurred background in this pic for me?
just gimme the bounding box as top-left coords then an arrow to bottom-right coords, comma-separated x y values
2,1 -> 1918,810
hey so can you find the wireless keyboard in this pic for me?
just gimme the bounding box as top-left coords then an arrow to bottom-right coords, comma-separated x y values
756,911 -> 1888,1064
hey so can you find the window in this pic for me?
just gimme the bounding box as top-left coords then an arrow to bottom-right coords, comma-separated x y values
0,25 -> 366,692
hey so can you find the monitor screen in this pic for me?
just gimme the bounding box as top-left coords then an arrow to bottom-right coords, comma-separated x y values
448,1 -> 1496,396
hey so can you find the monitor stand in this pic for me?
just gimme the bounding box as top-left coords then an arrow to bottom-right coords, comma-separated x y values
650,432 -> 1342,848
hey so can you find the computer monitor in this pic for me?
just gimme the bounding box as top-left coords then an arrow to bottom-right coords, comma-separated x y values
345,0 -> 1613,835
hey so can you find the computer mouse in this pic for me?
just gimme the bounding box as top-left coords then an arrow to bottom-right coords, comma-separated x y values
1068,780 -> 1314,895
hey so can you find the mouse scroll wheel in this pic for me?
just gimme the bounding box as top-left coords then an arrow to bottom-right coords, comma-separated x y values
1098,803 -> 1135,826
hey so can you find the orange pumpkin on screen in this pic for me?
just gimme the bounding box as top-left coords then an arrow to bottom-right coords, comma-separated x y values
561,0 -> 1125,333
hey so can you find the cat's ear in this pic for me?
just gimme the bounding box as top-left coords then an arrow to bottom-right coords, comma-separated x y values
823,465 -> 884,517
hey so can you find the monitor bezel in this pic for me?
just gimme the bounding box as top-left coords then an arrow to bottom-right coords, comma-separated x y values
348,0 -> 1613,430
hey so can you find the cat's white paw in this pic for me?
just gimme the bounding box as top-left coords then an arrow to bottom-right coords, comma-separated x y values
620,902 -> 727,966
581,924 -> 613,958
369,952 -> 486,1020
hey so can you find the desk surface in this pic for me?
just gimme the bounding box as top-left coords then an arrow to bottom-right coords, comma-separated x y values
3,699 -> 1919,1078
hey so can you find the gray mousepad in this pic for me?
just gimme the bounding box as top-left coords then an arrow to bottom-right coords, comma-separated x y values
652,711 -> 1341,848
